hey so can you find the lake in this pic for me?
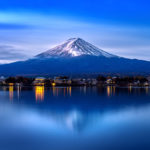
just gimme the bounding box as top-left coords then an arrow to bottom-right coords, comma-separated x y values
0,86 -> 150,150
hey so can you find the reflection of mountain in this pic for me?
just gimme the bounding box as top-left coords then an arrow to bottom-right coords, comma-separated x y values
1,88 -> 150,150
3,86 -> 150,132
32,103 -> 150,132
9,104 -> 150,133
65,110 -> 87,131
2,100 -> 150,133
54,110 -> 95,132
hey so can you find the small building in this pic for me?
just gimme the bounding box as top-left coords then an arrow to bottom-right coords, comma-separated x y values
106,79 -> 113,85
86,78 -> 97,86
72,78 -> 86,86
86,78 -> 92,85
33,77 -> 46,86
0,76 -> 6,85
54,76 -> 72,85
143,82 -> 149,86
133,80 -> 140,86
91,79 -> 98,85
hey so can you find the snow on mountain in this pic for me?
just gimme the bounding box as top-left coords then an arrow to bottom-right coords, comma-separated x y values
0,37 -> 150,76
36,38 -> 117,58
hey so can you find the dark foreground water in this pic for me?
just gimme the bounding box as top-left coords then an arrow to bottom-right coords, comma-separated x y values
0,86 -> 150,150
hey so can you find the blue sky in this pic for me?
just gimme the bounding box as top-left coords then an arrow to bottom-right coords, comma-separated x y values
0,0 -> 150,63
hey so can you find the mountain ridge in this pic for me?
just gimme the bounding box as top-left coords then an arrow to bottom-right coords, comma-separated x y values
0,38 -> 150,76
36,38 -> 118,58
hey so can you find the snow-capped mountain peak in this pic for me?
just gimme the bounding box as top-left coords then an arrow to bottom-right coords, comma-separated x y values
36,38 -> 117,58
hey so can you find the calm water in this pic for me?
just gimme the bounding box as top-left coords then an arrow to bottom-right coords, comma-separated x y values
0,86 -> 150,150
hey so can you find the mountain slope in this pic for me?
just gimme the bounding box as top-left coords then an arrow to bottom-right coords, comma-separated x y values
0,38 -> 150,76
0,56 -> 150,76
36,38 -> 117,58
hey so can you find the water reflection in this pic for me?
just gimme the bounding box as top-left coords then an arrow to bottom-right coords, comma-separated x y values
66,86 -> 72,96
63,110 -> 91,131
145,87 -> 149,94
9,86 -> 13,101
7,86 -> 150,102
35,86 -> 44,101
2,86 -> 150,150
52,87 -> 72,97
128,85 -> 132,93
69,86 -> 71,96
17,85 -> 21,99
107,86 -> 115,97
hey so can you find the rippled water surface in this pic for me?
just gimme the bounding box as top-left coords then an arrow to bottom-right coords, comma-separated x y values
0,86 -> 150,150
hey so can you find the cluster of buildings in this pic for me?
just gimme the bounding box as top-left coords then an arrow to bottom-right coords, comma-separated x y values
0,75 -> 150,87
33,76 -> 150,87
33,76 -> 98,86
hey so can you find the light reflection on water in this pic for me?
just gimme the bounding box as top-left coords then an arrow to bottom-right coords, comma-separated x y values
35,86 -> 44,101
52,86 -> 72,97
9,86 -> 13,101
106,86 -> 117,97
1,86 -> 150,150
7,85 -> 149,101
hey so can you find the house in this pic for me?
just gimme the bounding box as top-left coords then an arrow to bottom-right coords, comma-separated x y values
72,78 -> 86,86
0,76 -> 6,85
106,79 -> 113,85
54,76 -> 72,85
33,77 -> 46,86
86,78 -> 98,86
133,80 -> 140,86
143,82 -> 149,86
91,79 -> 98,85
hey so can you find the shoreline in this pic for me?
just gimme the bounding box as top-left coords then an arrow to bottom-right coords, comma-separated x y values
0,84 -> 149,88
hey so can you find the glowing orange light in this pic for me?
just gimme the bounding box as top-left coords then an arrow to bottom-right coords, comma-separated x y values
69,86 -> 72,96
35,86 -> 44,101
9,83 -> 14,86
52,86 -> 57,96
52,83 -> 56,86
9,86 -> 14,101
107,86 -> 111,97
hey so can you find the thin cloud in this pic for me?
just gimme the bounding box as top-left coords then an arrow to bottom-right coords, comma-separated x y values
0,23 -> 32,30
0,45 -> 28,63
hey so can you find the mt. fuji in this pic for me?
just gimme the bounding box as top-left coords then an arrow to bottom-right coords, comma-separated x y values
36,38 -> 117,58
0,38 -> 150,76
